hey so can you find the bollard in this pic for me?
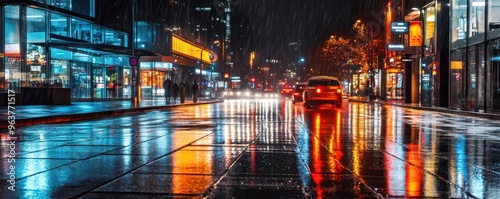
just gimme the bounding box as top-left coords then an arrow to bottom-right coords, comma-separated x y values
180,85 -> 186,103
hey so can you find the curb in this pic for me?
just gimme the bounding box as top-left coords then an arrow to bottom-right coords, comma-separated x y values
349,99 -> 500,121
1,101 -> 222,129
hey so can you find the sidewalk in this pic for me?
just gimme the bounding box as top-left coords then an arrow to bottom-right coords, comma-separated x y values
349,96 -> 500,121
0,98 -> 222,128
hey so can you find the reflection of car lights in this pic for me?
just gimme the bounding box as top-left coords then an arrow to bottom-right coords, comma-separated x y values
205,91 -> 210,95
274,94 -> 278,97
245,91 -> 251,96
223,91 -> 228,96
264,94 -> 269,97
236,91 -> 241,96
255,93 -> 261,97
229,92 -> 234,96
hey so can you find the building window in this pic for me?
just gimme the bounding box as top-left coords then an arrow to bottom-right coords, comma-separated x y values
4,6 -> 21,92
451,0 -> 468,47
50,13 -> 68,37
488,0 -> 500,31
469,0 -> 486,37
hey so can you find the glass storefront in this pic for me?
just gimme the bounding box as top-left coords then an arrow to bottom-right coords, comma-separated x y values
449,0 -> 500,112
386,68 -> 404,99
450,49 -> 466,109
487,39 -> 500,111
140,62 -> 175,99
2,5 -> 130,102
4,6 -> 21,92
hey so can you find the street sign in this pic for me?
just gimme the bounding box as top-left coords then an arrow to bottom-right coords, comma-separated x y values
129,56 -> 139,66
209,53 -> 218,62
387,44 -> 404,51
391,22 -> 409,33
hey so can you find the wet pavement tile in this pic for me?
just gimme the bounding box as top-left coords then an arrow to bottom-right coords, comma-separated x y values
103,134 -> 206,156
81,192 -> 197,199
247,144 -> 296,151
216,176 -> 304,188
1,154 -> 153,198
191,134 -> 252,145
0,159 -> 75,184
182,145 -> 248,151
133,149 -> 243,176
226,152 -> 301,177
63,138 -> 142,146
20,145 -> 119,159
306,174 -> 379,199
1,190 -> 53,199
93,173 -> 215,195
206,186 -> 306,199
0,141 -> 68,155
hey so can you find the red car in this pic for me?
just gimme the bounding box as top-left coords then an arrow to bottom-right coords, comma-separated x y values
292,82 -> 307,102
280,85 -> 294,97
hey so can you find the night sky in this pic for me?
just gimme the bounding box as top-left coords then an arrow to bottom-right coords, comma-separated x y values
96,0 -> 431,73
234,0 -> 388,62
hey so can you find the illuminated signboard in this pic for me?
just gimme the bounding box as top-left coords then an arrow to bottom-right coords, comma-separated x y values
172,35 -> 213,64
387,44 -> 405,51
409,21 -> 423,47
391,22 -> 409,33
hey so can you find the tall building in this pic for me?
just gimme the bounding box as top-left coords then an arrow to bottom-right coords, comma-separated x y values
1,0 -> 131,104
449,0 -> 500,112
0,0 -> 221,104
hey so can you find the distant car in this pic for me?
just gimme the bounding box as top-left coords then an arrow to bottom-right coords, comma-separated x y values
292,82 -> 307,102
302,76 -> 343,108
222,88 -> 255,99
280,85 -> 294,97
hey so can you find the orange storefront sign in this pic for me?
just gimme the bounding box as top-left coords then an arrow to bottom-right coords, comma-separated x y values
409,21 -> 423,47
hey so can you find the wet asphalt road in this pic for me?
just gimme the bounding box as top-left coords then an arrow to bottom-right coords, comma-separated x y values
1,99 -> 500,198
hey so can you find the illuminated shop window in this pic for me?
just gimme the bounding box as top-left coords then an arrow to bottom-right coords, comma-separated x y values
4,6 -> 21,92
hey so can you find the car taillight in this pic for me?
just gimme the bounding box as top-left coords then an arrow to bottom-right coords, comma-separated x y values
316,88 -> 321,93
337,89 -> 342,93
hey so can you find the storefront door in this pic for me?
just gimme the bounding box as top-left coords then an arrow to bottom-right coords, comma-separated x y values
92,64 -> 105,98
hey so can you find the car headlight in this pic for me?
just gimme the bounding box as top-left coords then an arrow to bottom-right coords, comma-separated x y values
205,91 -> 210,95
229,92 -> 234,96
245,91 -> 251,96
223,91 -> 228,96
236,91 -> 241,96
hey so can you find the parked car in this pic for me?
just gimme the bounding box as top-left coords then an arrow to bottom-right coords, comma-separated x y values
302,76 -> 343,108
292,82 -> 307,102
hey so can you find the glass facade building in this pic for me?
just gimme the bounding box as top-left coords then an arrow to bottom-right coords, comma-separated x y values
450,0 -> 500,112
1,0 -> 132,101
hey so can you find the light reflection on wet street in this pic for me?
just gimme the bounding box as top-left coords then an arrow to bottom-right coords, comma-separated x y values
1,100 -> 500,198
